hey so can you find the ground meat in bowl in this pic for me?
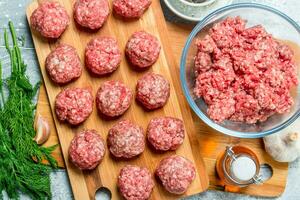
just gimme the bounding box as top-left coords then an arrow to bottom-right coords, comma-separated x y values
193,16 -> 298,124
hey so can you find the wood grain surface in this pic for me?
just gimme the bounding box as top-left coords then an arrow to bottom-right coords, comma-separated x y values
27,0 -> 209,200
32,1 -> 289,199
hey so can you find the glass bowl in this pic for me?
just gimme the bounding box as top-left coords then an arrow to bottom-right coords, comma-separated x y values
180,3 -> 300,138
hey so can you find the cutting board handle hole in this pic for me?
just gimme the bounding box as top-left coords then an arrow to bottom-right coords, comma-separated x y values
259,163 -> 273,182
95,187 -> 112,200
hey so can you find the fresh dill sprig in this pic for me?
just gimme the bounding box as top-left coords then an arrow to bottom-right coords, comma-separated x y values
0,61 -> 5,108
0,21 -> 57,200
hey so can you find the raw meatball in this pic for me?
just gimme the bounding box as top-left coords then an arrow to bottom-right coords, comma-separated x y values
108,120 -> 145,158
85,37 -> 121,75
155,155 -> 196,194
147,117 -> 184,151
69,129 -> 105,170
113,0 -> 151,19
30,1 -> 70,38
46,44 -> 82,84
74,0 -> 109,30
136,72 -> 170,110
126,31 -> 161,68
96,80 -> 133,117
55,87 -> 93,125
118,165 -> 154,200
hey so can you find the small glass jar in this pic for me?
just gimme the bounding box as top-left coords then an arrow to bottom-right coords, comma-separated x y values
216,146 -> 262,188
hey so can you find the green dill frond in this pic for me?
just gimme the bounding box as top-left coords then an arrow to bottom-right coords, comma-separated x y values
0,61 -> 5,108
0,21 -> 58,199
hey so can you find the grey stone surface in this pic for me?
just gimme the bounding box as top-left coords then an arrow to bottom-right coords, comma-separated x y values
0,0 -> 300,199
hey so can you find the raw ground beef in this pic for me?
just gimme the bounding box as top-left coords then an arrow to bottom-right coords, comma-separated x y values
55,87 -> 93,125
108,119 -> 145,158
193,16 -> 298,124
113,0 -> 152,19
147,117 -> 185,151
136,72 -> 170,110
46,44 -> 82,84
96,80 -> 133,117
118,165 -> 154,200
69,129 -> 105,170
74,0 -> 109,30
126,31 -> 161,68
85,37 -> 121,75
30,1 -> 70,38
155,155 -> 196,194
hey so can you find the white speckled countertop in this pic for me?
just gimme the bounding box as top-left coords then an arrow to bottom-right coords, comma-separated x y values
1,0 -> 299,199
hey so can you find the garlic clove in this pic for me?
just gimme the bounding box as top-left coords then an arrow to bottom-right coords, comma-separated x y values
263,125 -> 300,163
34,114 -> 50,145
287,132 -> 299,142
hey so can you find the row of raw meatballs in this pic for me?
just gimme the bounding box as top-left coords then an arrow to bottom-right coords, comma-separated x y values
70,118 -> 185,168
69,119 -> 195,199
55,73 -> 170,125
30,0 -> 152,38
46,30 -> 160,85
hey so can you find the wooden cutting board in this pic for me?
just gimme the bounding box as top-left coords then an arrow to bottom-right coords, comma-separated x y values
27,0 -> 209,200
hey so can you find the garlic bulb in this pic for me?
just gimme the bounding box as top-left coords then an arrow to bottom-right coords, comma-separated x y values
263,119 -> 300,162
34,114 -> 50,145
